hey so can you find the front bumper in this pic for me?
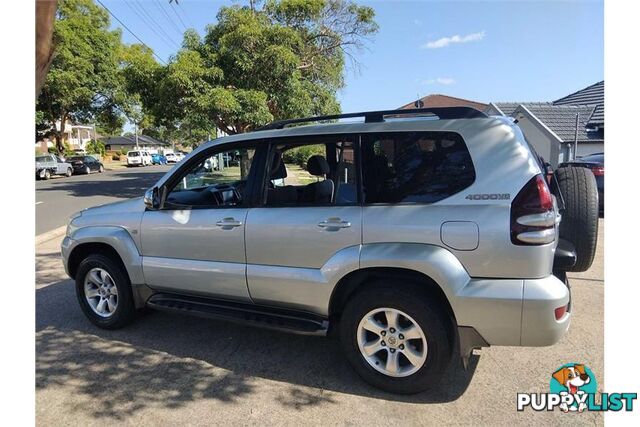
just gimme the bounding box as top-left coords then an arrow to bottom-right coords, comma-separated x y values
61,236 -> 73,277
454,274 -> 571,347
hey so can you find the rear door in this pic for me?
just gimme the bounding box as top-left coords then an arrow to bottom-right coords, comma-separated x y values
85,156 -> 98,171
245,135 -> 361,313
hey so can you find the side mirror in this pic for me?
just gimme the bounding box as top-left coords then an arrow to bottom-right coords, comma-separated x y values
144,186 -> 162,210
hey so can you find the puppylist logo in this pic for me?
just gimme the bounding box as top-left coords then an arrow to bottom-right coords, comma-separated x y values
517,363 -> 637,413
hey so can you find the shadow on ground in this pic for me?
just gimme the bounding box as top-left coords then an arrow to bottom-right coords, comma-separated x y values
36,170 -> 168,199
36,280 -> 479,419
36,251 -> 67,285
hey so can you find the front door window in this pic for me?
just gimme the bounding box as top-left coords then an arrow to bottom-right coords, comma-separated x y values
166,147 -> 256,208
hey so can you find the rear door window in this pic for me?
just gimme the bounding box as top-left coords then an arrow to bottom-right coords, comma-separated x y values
360,131 -> 475,204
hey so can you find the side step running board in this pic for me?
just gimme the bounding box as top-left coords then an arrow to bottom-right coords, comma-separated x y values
146,293 -> 329,336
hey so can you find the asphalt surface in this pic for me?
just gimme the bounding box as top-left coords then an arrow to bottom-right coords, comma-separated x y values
35,165 -> 173,235
35,220 -> 604,426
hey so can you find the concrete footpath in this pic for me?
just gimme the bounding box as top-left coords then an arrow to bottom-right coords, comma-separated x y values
35,221 -> 604,426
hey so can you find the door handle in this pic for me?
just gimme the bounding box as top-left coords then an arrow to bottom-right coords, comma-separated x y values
318,218 -> 351,229
216,217 -> 243,228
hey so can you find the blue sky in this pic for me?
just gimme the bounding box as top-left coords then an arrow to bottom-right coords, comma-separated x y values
103,0 -> 603,112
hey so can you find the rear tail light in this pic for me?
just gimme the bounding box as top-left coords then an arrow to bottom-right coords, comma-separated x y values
511,175 -> 555,245
591,166 -> 604,176
554,304 -> 568,320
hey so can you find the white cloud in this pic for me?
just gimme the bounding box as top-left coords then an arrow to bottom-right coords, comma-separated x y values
419,77 -> 456,85
422,31 -> 486,49
413,18 -> 423,25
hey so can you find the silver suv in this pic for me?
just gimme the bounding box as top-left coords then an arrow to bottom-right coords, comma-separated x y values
62,108 -> 594,394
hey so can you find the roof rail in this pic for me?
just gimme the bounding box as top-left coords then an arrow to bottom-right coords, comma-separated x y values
256,106 -> 487,131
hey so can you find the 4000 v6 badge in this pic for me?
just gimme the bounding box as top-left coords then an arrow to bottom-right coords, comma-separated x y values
465,193 -> 510,201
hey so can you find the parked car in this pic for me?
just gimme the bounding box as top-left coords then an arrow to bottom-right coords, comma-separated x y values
151,153 -> 167,165
164,152 -> 178,163
67,155 -> 104,175
61,108 -> 599,394
35,154 -> 73,180
126,150 -> 152,167
559,152 -> 604,212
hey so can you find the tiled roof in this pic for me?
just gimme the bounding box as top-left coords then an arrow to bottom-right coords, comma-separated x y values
493,102 -> 603,143
399,94 -> 487,112
553,81 -> 604,125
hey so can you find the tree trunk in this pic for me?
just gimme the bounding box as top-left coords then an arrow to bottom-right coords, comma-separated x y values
55,114 -> 67,154
36,0 -> 57,98
54,132 -> 64,154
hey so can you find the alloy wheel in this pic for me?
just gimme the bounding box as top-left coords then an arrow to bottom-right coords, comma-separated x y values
84,267 -> 118,317
357,307 -> 428,377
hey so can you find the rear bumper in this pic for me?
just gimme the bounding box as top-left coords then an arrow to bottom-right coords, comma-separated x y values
453,274 -> 571,347
520,275 -> 572,346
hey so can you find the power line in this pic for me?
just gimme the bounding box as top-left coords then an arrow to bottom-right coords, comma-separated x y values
95,0 -> 167,65
125,1 -> 179,50
155,0 -> 184,38
134,0 -> 181,48
177,1 -> 196,29
170,1 -> 189,30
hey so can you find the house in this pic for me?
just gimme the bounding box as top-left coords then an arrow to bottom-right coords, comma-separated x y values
35,120 -> 98,153
399,94 -> 487,111
102,134 -> 171,153
485,81 -> 604,166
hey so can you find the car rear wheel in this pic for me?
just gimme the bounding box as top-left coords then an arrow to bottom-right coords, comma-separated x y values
75,254 -> 136,329
99,165 -> 104,173
85,166 -> 91,175
339,280 -> 454,394
43,170 -> 51,180
553,165 -> 599,272
66,168 -> 72,177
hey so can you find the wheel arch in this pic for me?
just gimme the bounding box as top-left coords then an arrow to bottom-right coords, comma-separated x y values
64,226 -> 145,285
67,241 -> 127,281
328,267 -> 458,334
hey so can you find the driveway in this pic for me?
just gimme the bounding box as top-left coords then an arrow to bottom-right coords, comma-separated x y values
35,165 -> 173,235
35,221 -> 604,425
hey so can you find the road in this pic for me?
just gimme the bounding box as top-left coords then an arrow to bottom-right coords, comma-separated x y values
35,221 -> 604,425
35,165 -> 173,235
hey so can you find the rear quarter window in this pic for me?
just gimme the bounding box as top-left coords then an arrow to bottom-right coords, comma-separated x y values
361,131 -> 475,204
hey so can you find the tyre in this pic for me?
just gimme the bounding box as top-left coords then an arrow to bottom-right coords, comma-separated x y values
339,280 -> 454,394
553,165 -> 599,272
43,169 -> 51,180
99,165 -> 104,173
85,165 -> 91,175
75,254 -> 136,329
66,168 -> 72,177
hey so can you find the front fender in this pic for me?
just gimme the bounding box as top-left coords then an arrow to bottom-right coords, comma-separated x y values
62,226 -> 145,285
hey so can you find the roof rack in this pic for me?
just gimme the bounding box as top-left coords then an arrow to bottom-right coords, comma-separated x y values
256,106 -> 487,131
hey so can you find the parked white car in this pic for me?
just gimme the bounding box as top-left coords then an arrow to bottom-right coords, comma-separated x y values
126,150 -> 152,167
165,152 -> 179,163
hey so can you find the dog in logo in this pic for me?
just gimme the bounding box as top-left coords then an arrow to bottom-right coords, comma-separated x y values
552,364 -> 591,412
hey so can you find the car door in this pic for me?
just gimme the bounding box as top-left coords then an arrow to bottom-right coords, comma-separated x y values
54,155 -> 65,174
140,142 -> 265,301
245,135 -> 362,314
84,156 -> 94,171
90,156 -> 100,171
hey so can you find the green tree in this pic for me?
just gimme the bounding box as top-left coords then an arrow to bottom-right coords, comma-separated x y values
37,0 -> 123,153
144,0 -> 377,138
86,139 -> 106,157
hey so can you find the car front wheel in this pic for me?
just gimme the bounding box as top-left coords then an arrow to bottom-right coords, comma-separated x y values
339,280 -> 454,394
66,168 -> 72,177
75,254 -> 136,329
